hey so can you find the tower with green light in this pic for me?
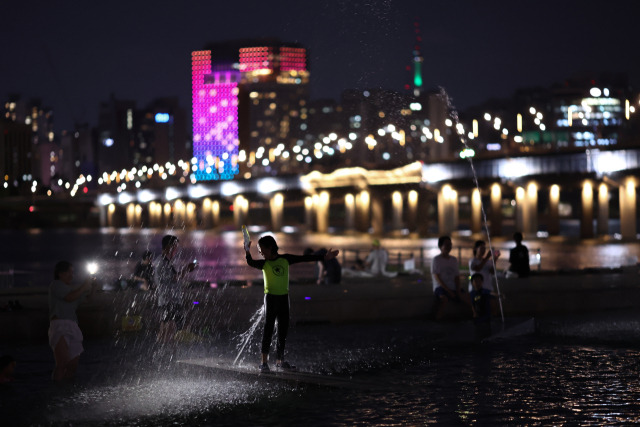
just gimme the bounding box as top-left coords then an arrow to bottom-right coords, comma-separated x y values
412,19 -> 424,96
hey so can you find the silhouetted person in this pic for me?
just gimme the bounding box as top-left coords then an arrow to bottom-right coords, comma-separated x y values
507,232 -> 530,278
316,248 -> 342,285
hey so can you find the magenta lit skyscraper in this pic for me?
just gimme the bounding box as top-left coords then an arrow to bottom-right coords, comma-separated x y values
191,50 -> 241,181
191,41 -> 309,181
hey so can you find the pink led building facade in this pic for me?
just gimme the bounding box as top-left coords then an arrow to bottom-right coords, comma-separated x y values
280,47 -> 306,71
191,50 -> 240,181
238,47 -> 273,72
191,43 -> 308,181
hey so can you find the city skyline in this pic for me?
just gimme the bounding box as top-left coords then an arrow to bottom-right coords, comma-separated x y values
3,0 -> 640,132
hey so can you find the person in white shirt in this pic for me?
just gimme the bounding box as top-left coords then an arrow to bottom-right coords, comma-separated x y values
364,239 -> 397,278
431,236 -> 467,320
468,240 -> 500,293
48,261 -> 96,382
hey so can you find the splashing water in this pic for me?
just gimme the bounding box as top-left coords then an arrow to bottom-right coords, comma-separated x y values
234,305 -> 265,365
439,87 -> 505,323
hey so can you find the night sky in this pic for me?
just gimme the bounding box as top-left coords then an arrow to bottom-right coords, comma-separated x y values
3,0 -> 639,131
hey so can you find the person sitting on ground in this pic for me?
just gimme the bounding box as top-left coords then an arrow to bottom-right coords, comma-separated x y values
469,273 -> 497,324
469,273 -> 497,339
132,250 -> 154,291
507,232 -> 530,278
431,236 -> 468,320
315,247 -> 342,285
364,239 -> 398,278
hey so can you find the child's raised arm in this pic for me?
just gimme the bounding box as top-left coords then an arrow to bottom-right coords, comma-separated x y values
324,248 -> 339,260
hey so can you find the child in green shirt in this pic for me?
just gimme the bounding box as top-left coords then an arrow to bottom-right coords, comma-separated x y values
245,234 -> 338,373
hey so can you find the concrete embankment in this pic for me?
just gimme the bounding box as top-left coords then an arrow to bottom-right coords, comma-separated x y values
1,267 -> 639,343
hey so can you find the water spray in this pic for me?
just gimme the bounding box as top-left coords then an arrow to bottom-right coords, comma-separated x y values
233,305 -> 265,366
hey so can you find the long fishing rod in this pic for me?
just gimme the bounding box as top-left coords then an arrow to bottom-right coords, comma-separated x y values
440,87 -> 505,323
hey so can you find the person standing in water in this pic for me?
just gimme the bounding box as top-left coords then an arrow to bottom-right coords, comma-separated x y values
245,234 -> 338,373
48,261 -> 96,382
154,235 -> 198,347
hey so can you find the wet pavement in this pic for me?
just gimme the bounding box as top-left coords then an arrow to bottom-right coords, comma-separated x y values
3,310 -> 640,425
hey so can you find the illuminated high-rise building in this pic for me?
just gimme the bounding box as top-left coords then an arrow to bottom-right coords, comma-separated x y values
191,39 -> 309,181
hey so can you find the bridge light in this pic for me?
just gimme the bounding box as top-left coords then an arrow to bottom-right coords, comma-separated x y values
589,87 -> 602,97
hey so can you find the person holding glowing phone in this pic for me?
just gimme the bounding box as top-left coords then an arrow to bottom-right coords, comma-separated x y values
48,260 -> 97,382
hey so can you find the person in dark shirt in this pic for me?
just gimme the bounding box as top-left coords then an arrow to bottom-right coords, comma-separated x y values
470,273 -> 494,324
312,247 -> 342,285
508,232 -> 530,278
469,273 -> 496,340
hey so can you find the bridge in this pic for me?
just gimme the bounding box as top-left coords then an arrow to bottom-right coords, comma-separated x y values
89,148 -> 640,240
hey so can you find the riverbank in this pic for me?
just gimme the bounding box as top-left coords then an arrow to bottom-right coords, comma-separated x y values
1,266 -> 639,343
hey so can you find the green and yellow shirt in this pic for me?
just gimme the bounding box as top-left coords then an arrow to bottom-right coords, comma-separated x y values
246,253 -> 322,295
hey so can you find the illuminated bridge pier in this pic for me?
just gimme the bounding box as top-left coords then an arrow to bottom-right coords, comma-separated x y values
97,149 -> 640,240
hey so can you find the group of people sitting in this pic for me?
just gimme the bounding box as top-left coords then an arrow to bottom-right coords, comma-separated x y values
431,232 -> 531,322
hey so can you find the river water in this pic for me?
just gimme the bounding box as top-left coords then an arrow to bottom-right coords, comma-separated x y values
2,228 -> 640,425
1,227 -> 639,288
